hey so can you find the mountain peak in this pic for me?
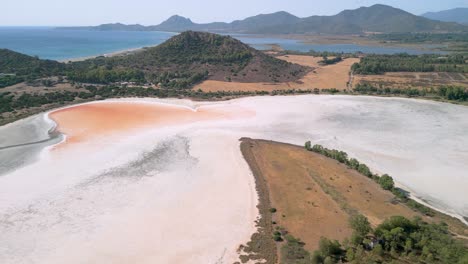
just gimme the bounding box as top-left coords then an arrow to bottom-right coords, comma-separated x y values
166,15 -> 193,23
154,15 -> 195,31
161,15 -> 193,26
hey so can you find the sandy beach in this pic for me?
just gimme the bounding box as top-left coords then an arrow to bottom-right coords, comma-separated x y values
1,95 -> 467,263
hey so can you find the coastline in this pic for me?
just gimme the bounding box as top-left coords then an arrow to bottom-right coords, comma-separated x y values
60,46 -> 146,63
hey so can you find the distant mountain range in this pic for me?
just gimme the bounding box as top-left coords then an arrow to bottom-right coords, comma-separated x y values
59,4 -> 468,34
422,8 -> 468,25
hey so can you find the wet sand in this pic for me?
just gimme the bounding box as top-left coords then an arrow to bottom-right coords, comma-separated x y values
48,100 -> 246,147
1,99 -> 259,264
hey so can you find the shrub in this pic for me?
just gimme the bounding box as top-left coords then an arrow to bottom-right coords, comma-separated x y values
379,174 -> 395,190
349,214 -> 372,237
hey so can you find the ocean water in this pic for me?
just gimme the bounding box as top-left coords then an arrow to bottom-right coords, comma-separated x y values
0,27 -> 443,61
0,27 -> 177,61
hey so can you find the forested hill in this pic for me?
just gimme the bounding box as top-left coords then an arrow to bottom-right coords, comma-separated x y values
68,31 -> 307,87
0,32 -> 307,89
0,49 -> 64,87
0,49 -> 63,77
60,5 -> 468,34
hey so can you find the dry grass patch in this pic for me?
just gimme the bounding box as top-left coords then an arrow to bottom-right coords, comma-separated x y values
195,56 -> 359,92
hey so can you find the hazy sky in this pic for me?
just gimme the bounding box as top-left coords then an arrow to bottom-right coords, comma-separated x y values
2,0 -> 468,26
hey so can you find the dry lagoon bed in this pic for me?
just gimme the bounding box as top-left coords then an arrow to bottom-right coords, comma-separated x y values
0,95 -> 467,263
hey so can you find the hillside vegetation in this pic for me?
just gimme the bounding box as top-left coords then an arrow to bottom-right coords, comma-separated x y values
0,32 -> 307,90
0,49 -> 63,87
351,54 -> 468,74
68,31 -> 306,87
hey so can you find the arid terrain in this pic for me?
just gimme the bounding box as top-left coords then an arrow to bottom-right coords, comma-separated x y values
2,96 -> 468,264
240,139 -> 468,258
196,55 -> 359,92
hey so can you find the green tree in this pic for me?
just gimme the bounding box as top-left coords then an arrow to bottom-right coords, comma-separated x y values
305,141 -> 312,151
349,214 -> 372,237
379,174 -> 395,190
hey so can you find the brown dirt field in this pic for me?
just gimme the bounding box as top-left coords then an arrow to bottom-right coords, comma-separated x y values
244,139 -> 352,252
240,139 -> 468,254
354,72 -> 468,89
195,56 -> 360,92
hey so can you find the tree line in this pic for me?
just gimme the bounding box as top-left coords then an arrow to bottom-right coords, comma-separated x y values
354,83 -> 468,102
352,54 -> 468,74
370,33 -> 468,44
304,142 -> 438,217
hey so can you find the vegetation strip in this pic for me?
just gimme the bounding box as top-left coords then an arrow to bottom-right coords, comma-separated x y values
305,142 -> 441,218
238,138 -> 278,264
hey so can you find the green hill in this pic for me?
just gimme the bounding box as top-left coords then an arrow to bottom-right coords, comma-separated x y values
0,32 -> 307,89
0,49 -> 63,76
67,31 -> 307,87
0,49 -> 64,87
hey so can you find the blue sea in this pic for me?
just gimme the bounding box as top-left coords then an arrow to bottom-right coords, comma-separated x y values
0,27 -> 444,61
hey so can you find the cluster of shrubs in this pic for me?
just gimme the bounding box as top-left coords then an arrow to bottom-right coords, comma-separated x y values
304,142 -> 438,217
0,75 -> 24,88
281,214 -> 468,264
305,142 -> 393,190
354,83 -> 468,101
351,53 -> 468,74
319,56 -> 343,65
354,83 -> 426,97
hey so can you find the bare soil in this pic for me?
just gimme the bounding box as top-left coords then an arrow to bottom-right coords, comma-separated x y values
240,139 -> 468,257
196,56 -> 359,92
